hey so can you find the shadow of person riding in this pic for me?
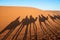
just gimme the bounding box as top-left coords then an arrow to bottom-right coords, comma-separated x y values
12,16 -> 30,40
53,14 -> 60,20
48,14 -> 60,25
39,14 -> 60,40
29,15 -> 38,40
38,15 -> 50,40
0,16 -> 20,40
38,14 -> 60,40
41,14 -> 60,34
48,14 -> 60,40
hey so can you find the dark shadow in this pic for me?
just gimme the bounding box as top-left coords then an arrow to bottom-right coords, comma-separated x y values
53,14 -> 60,23
22,16 -> 29,40
38,15 -> 46,35
41,14 -> 60,33
54,14 -> 60,20
48,14 -> 60,31
0,16 -> 20,40
40,14 -> 60,40
43,14 -> 60,39
38,14 -> 60,40
38,15 -> 50,40
12,16 -> 30,40
29,15 -> 37,40
48,14 -> 60,25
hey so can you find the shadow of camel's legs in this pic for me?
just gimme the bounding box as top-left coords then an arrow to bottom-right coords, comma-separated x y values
15,25 -> 25,40
34,23 -> 37,40
39,22 -> 46,36
39,22 -> 50,40
42,22 -> 56,40
1,29 -> 14,40
52,19 -> 60,25
49,19 -> 60,31
33,23 -> 37,40
54,19 -> 60,24
23,25 -> 29,40
12,24 -> 24,40
47,20 -> 60,31
47,20 -> 60,35
56,18 -> 60,22
44,22 -> 57,40
29,23 -> 31,40
45,22 -> 60,40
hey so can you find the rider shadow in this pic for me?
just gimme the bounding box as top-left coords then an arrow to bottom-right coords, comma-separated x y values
39,14 -> 58,40
29,15 -> 37,40
12,16 -> 30,40
53,14 -> 60,20
41,14 -> 60,33
22,16 -> 29,40
13,15 -> 38,40
39,14 -> 60,40
38,15 -> 46,35
48,14 -> 60,25
48,14 -> 60,40
38,15 -> 49,40
50,14 -> 60,31
0,16 -> 20,40
53,14 -> 60,23
57,15 -> 60,20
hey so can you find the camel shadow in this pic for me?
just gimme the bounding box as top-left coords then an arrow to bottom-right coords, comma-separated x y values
38,14 -> 60,40
53,14 -> 60,20
12,16 -> 30,40
29,15 -> 37,40
0,16 -> 20,40
48,14 -> 60,30
41,14 -> 60,34
38,15 -> 50,40
12,15 -> 38,40
22,16 -> 30,40
48,14 -> 60,25
1,14 -> 60,40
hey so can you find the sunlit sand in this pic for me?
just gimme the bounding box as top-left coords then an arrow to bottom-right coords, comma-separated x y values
0,6 -> 60,40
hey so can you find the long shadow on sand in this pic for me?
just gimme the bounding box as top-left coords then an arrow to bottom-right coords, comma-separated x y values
39,14 -> 60,40
12,16 -> 29,40
29,15 -> 37,40
0,16 -> 20,40
0,14 -> 60,40
53,14 -> 60,20
12,15 -> 38,40
48,14 -> 60,25
39,15 -> 51,40
48,14 -> 60,31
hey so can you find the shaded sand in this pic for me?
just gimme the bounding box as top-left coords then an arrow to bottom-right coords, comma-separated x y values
0,6 -> 60,40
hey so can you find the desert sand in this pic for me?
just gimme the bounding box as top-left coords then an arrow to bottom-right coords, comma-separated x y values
0,6 -> 60,40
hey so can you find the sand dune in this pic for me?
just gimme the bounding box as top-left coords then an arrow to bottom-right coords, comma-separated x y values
0,6 -> 60,40
0,6 -> 47,30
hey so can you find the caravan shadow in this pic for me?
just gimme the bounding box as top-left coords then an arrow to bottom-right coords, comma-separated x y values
38,14 -> 60,40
